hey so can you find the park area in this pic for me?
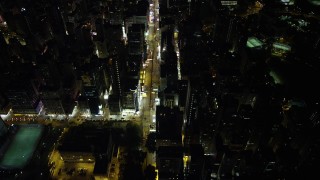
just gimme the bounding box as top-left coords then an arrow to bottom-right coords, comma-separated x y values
0,124 -> 43,169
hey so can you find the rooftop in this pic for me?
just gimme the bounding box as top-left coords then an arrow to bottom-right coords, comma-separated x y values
156,106 -> 182,140
273,42 -> 291,51
246,37 -> 263,48
309,0 -> 320,5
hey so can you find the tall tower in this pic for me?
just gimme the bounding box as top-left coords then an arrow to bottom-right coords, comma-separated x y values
0,32 -> 10,72
0,117 -> 8,138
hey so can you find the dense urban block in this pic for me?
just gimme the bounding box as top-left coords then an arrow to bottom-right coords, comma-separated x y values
1,0 -> 320,179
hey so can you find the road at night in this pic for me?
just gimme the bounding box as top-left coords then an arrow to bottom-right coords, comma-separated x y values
139,0 -> 160,168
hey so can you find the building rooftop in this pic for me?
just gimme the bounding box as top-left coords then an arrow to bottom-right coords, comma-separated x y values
156,106 -> 182,141
246,37 -> 263,48
309,0 -> 320,5
157,146 -> 183,158
273,42 -> 291,51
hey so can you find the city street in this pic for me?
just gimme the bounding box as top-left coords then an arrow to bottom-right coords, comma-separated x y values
139,0 -> 161,168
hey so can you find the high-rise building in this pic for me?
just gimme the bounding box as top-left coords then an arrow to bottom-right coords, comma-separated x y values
156,106 -> 183,147
127,24 -> 146,63
185,144 -> 207,180
6,83 -> 39,114
107,54 -> 124,115
122,77 -> 139,111
156,146 -> 184,180
0,33 -> 10,72
0,117 -> 8,138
